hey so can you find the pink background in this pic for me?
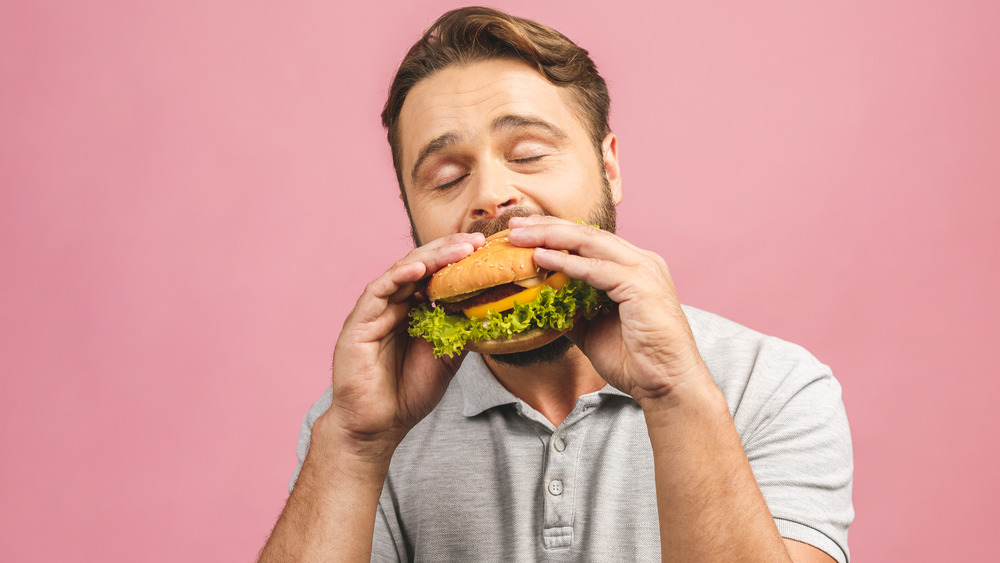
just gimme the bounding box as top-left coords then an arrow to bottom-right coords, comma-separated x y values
2,0 -> 997,560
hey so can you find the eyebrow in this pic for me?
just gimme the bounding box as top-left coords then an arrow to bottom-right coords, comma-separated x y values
409,114 -> 569,185
410,132 -> 460,186
490,114 -> 568,140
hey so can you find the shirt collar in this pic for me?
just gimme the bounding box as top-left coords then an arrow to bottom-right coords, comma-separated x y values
456,353 -> 633,417
457,353 -> 520,417
597,385 -> 632,400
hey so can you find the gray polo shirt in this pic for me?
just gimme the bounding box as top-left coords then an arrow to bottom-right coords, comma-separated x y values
290,306 -> 853,562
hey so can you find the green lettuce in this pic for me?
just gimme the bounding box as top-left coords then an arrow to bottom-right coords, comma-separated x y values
408,279 -> 611,358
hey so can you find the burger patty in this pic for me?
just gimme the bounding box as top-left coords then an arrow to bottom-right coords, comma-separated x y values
437,282 -> 528,314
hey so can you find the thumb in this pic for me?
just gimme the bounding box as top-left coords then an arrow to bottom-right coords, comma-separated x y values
566,317 -> 591,354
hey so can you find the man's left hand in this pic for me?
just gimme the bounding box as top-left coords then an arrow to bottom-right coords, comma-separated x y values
507,215 -> 709,404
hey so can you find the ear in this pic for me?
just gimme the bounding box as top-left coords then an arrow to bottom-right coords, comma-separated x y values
601,133 -> 623,205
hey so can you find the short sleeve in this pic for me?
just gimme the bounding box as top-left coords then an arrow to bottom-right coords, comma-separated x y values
738,340 -> 854,563
371,503 -> 403,562
288,387 -> 333,494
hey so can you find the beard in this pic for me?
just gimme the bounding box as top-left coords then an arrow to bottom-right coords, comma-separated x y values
487,334 -> 577,368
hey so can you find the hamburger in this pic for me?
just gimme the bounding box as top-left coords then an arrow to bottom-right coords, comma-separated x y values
408,229 -> 609,357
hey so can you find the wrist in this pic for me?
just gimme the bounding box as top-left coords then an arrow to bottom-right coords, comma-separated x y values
636,364 -> 727,422
623,333 -> 711,401
308,411 -> 400,481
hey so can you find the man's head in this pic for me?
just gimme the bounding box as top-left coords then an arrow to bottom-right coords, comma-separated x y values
385,7 -> 622,365
382,7 -> 620,246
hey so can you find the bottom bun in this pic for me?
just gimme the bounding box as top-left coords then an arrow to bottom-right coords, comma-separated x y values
466,327 -> 570,355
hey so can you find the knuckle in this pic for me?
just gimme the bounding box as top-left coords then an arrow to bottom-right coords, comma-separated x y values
635,256 -> 665,279
441,232 -> 475,247
363,279 -> 382,298
643,250 -> 668,271
653,253 -> 667,271
579,224 -> 602,239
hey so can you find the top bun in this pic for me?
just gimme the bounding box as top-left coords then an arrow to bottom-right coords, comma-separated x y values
426,229 -> 542,301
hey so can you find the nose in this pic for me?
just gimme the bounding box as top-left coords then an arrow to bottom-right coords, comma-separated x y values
468,166 -> 522,220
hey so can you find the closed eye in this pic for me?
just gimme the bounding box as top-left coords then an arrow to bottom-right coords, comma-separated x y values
511,155 -> 544,164
438,175 -> 467,190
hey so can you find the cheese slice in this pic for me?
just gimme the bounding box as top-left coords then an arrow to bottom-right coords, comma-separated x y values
462,272 -> 571,319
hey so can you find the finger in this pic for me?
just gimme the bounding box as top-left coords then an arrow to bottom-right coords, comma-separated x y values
507,214 -> 586,235
508,214 -> 607,230
387,262 -> 429,304
353,299 -> 416,344
351,261 -> 422,326
507,220 -> 638,264
351,232 -> 486,326
565,315 -> 591,350
532,247 -> 630,294
402,231 -> 486,278
407,336 -> 469,378
386,233 -> 486,302
507,214 -> 559,227
365,232 -> 485,309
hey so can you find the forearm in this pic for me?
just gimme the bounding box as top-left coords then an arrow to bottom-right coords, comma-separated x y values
642,369 -> 791,562
259,417 -> 392,562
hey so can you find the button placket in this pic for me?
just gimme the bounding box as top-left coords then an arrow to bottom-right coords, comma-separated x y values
541,432 -> 573,548
540,397 -> 598,550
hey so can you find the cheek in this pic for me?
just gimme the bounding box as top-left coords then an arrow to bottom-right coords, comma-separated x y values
408,197 -> 467,242
525,162 -> 599,209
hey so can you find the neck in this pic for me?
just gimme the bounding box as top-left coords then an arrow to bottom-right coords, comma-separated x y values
483,346 -> 606,427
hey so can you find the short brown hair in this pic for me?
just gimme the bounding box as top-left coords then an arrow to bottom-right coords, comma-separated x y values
381,6 -> 611,191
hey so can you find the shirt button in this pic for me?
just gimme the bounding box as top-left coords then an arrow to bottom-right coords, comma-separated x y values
548,479 -> 563,496
553,437 -> 566,452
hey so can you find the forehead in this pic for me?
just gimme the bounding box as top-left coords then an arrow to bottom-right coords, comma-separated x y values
398,59 -> 588,168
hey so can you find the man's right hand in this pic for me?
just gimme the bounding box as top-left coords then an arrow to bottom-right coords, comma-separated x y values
315,231 -> 486,468
259,232 -> 484,562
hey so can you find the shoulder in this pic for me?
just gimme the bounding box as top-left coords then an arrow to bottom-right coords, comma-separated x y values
683,304 -> 825,368
683,305 -> 841,401
682,305 -> 847,446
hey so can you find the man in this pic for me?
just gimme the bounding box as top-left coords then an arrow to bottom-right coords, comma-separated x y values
260,7 -> 852,562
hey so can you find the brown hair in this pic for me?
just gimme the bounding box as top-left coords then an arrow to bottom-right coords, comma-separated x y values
381,6 -> 611,191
